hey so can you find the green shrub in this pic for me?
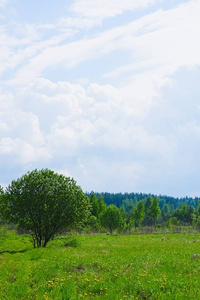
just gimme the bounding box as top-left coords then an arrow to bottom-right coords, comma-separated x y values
64,237 -> 80,247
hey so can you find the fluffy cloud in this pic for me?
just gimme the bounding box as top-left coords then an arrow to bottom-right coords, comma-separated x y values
0,88 -> 50,169
0,137 -> 50,164
1,0 -> 200,197
0,71 -> 198,196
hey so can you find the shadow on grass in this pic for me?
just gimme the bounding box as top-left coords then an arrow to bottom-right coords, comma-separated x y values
0,249 -> 29,255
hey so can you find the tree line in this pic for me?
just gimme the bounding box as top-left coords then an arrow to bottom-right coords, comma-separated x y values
86,192 -> 199,210
1,169 -> 200,249
87,192 -> 200,231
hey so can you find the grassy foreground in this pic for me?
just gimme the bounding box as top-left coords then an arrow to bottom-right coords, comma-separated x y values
0,230 -> 200,299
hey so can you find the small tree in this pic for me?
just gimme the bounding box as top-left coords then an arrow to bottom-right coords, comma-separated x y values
132,201 -> 145,228
167,216 -> 178,229
2,169 -> 90,247
100,205 -> 122,234
98,195 -> 106,215
88,215 -> 100,232
143,196 -> 153,226
148,197 -> 160,226
90,193 -> 99,217
184,205 -> 195,225
160,204 -> 171,224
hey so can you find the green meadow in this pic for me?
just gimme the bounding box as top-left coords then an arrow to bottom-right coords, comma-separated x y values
0,230 -> 200,299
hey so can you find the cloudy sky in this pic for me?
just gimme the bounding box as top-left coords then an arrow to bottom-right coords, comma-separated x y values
0,0 -> 200,197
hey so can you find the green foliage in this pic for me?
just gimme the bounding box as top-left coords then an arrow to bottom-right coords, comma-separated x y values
2,169 -> 90,247
122,197 -> 137,212
90,193 -> 106,219
88,194 -> 107,232
87,193 -> 200,229
63,237 -> 80,248
197,199 -> 200,216
100,205 -> 123,233
90,193 -> 99,217
191,214 -> 200,230
87,215 -> 100,232
173,204 -> 195,225
160,204 -> 171,224
132,200 -> 145,227
0,225 -> 7,243
145,196 -> 153,212
88,192 -> 200,212
143,196 -> 153,226
167,217 -> 178,228
148,197 -> 161,225
196,216 -> 200,229
98,195 -> 106,215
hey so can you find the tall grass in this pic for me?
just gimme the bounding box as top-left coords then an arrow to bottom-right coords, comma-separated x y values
0,229 -> 200,299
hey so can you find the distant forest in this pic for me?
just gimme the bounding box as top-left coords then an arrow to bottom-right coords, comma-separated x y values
85,192 -> 200,230
86,192 -> 199,211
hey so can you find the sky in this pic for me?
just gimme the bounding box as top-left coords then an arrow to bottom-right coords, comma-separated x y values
0,0 -> 200,198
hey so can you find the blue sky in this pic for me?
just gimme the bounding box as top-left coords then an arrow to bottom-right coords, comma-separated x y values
0,0 -> 200,197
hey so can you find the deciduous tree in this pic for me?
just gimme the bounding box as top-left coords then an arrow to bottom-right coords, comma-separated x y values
148,197 -> 160,225
100,205 -> 122,234
132,201 -> 145,228
2,169 -> 90,247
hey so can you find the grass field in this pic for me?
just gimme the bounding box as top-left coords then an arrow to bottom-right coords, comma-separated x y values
0,229 -> 200,299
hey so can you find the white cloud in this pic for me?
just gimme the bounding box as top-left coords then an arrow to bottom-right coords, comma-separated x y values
57,16 -> 101,30
0,137 -> 51,164
13,78 -> 176,169
4,0 -> 199,89
0,72 -> 198,196
1,0 -> 200,197
70,0 -> 161,20
0,88 -> 50,168
103,0 -> 200,79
